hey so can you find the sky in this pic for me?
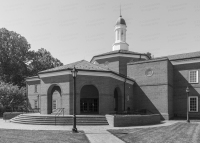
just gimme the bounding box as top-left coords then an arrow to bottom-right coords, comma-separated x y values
0,0 -> 200,64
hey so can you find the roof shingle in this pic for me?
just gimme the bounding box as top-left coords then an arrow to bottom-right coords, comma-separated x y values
39,60 -> 110,74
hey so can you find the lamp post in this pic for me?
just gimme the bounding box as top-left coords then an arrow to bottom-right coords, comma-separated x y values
186,86 -> 190,123
37,94 -> 40,113
26,82 -> 28,113
124,78 -> 126,111
71,66 -> 78,133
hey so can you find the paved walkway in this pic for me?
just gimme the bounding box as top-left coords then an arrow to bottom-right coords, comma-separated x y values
0,118 -> 180,143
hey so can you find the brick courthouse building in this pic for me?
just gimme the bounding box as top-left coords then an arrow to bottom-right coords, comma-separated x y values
26,15 -> 200,120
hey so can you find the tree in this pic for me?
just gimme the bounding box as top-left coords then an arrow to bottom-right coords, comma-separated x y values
0,28 -> 30,87
27,48 -> 63,76
0,82 -> 26,111
0,28 -> 63,87
146,52 -> 154,59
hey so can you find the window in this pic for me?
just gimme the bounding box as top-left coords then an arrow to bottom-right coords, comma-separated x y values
189,97 -> 198,112
34,85 -> 38,93
53,100 -> 57,110
34,100 -> 38,108
189,70 -> 198,83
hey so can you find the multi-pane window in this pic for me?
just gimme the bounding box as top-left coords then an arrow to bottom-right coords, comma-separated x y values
34,85 -> 38,93
189,97 -> 198,112
34,100 -> 38,108
189,70 -> 198,83
53,100 -> 57,110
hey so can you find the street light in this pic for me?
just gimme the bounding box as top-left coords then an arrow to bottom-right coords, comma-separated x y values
124,78 -> 126,112
71,66 -> 78,133
186,86 -> 190,123
37,94 -> 40,113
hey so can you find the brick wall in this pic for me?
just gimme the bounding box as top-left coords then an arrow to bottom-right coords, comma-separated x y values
73,75 -> 134,115
40,77 -> 70,114
173,62 -> 200,118
106,114 -> 160,127
96,57 -> 119,73
27,81 -> 41,110
96,56 -> 146,76
128,59 -> 173,120
119,57 -> 146,76
168,61 -> 174,119
27,73 -> 134,115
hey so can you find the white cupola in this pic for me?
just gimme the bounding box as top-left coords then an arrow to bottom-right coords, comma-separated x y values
112,15 -> 129,51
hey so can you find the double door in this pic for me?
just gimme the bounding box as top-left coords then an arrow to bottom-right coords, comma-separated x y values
80,98 -> 98,114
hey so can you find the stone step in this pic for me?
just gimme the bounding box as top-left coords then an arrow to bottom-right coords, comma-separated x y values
12,118 -> 108,123
10,120 -> 108,125
17,115 -> 107,120
10,114 -> 109,125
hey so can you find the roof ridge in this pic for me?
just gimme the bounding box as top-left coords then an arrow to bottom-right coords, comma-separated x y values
167,51 -> 200,57
74,60 -> 86,67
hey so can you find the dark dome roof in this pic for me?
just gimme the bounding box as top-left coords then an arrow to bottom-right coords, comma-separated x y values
116,16 -> 126,26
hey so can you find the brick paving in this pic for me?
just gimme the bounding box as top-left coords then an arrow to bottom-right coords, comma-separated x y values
0,118 -> 179,143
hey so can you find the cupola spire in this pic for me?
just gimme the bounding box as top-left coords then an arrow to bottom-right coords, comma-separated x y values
120,5 -> 122,17
112,7 -> 129,51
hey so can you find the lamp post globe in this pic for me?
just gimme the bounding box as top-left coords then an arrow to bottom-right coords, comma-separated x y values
71,66 -> 78,133
186,86 -> 190,123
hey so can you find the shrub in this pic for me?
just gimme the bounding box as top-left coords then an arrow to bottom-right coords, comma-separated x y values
0,82 -> 26,112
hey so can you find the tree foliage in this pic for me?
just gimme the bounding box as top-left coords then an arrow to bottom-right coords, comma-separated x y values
27,48 -> 63,77
0,28 -> 30,87
0,28 -> 63,87
146,52 -> 154,59
0,82 -> 26,109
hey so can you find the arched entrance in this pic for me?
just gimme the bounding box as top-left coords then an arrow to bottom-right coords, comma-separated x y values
47,85 -> 61,114
114,87 -> 122,112
80,85 -> 99,114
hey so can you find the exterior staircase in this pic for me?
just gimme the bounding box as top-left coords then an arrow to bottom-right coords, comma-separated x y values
10,113 -> 109,125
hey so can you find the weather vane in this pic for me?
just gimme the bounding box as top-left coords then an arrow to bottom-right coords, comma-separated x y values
120,4 -> 122,17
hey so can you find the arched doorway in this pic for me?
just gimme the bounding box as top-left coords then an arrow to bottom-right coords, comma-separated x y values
114,87 -> 122,112
80,85 -> 99,114
47,85 -> 61,114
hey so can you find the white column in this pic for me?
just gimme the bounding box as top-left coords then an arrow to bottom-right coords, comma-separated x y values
115,30 -> 118,42
118,30 -> 120,41
124,30 -> 126,42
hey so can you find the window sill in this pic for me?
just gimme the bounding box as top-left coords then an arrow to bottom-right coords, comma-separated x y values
189,111 -> 198,113
189,82 -> 199,84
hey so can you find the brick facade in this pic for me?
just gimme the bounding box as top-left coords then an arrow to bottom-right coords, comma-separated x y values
127,59 -> 173,120
96,56 -> 146,76
27,51 -> 200,120
173,63 -> 200,118
27,74 -> 133,115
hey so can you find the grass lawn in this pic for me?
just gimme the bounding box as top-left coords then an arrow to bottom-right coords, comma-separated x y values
0,129 -> 89,143
108,122 -> 200,143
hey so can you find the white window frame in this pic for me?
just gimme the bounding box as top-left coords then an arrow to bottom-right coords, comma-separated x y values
34,84 -> 38,93
189,70 -> 198,83
34,100 -> 38,109
53,100 -> 57,110
189,96 -> 198,112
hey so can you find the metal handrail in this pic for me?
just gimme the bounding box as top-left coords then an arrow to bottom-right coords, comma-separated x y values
55,108 -> 64,125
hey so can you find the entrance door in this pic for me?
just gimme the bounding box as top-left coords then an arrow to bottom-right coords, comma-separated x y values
80,98 -> 98,114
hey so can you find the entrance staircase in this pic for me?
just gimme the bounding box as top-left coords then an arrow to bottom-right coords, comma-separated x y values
10,113 -> 109,125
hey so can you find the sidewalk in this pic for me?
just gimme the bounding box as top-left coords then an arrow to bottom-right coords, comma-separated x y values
0,119 -> 179,143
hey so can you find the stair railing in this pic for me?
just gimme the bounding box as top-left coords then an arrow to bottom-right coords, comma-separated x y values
55,108 -> 64,125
